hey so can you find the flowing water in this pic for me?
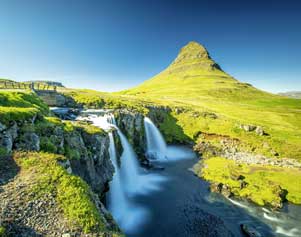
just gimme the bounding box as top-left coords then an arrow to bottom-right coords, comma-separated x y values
80,113 -> 301,237
144,117 -> 167,161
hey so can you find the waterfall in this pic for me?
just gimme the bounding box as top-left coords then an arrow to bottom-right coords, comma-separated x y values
144,117 -> 167,161
77,112 -> 167,233
116,129 -> 142,194
106,132 -> 128,224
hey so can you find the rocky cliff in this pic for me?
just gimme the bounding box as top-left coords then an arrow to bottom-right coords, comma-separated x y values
0,116 -> 114,196
0,111 -> 122,236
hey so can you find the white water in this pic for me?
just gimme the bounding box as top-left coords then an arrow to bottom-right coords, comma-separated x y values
227,198 -> 252,211
144,117 -> 167,161
263,212 -> 284,223
80,113 -> 166,233
117,129 -> 143,194
106,132 -> 129,224
276,227 -> 300,237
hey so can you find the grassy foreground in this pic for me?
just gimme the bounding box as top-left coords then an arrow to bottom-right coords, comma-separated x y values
15,152 -> 106,233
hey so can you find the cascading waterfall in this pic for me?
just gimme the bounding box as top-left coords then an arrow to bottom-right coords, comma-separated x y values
116,129 -> 142,194
106,132 -> 129,224
77,112 -> 167,233
144,117 -> 167,161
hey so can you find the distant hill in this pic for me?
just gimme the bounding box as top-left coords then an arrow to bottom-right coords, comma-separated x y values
0,79 -> 65,90
24,80 -> 65,87
278,91 -> 301,99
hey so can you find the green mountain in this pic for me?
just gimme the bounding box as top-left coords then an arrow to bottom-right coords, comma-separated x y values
118,41 -> 301,159
122,41 -> 273,102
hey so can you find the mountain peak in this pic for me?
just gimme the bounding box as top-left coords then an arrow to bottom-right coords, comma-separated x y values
178,41 -> 209,59
169,41 -> 222,72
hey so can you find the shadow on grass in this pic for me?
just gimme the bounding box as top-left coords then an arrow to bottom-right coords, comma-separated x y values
0,155 -> 19,186
148,108 -> 192,145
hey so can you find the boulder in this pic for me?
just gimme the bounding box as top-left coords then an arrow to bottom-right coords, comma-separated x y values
255,126 -> 264,136
241,124 -> 256,132
240,224 -> 263,237
210,183 -> 233,198
0,123 -> 18,154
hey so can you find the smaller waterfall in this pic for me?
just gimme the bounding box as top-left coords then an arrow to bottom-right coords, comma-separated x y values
144,117 -> 167,161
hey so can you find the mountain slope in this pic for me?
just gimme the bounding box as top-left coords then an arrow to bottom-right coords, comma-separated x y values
122,41 -> 275,101
118,41 -> 301,159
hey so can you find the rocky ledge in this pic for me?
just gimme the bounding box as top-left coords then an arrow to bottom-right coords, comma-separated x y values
194,136 -> 301,169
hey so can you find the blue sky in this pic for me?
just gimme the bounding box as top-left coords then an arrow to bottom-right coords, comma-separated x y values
0,0 -> 300,93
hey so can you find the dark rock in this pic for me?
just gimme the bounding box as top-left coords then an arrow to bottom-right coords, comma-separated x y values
240,224 -> 263,237
15,132 -> 40,151
0,122 -> 6,132
210,183 -> 233,198
114,109 -> 146,160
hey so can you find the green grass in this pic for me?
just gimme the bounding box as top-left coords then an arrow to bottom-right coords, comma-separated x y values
0,226 -> 5,237
195,157 -> 301,207
113,42 -> 301,160
0,91 -> 49,124
14,152 -> 112,233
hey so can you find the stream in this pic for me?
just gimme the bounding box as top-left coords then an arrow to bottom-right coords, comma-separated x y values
78,112 -> 301,237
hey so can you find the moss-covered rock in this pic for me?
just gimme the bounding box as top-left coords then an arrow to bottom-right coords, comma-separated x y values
194,157 -> 301,208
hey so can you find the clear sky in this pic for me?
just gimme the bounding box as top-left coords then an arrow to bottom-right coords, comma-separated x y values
0,0 -> 300,93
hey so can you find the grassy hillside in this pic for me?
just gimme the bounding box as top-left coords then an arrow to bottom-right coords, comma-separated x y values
112,41 -> 301,207
0,91 -> 49,124
116,41 -> 301,160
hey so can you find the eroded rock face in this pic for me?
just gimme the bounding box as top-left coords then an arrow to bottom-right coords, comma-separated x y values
70,131 -> 114,195
15,132 -> 40,151
0,122 -> 19,154
115,109 -> 146,160
0,119 -> 114,197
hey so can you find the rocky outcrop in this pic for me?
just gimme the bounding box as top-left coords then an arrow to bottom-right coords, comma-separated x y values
68,130 -> 114,195
0,119 -> 114,197
239,124 -> 266,136
114,109 -> 146,160
194,135 -> 301,169
35,91 -> 78,107
146,105 -> 171,125
240,224 -> 263,237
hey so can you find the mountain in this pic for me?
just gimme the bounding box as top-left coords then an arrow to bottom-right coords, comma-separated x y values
121,41 -> 277,103
118,41 -> 301,159
278,91 -> 301,99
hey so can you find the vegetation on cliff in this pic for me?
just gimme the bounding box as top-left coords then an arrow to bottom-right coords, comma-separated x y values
15,152 -> 106,233
0,91 -> 49,125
